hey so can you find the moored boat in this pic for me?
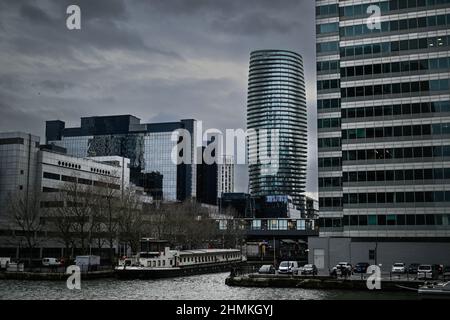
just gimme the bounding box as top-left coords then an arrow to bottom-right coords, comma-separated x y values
115,246 -> 243,279
418,281 -> 450,299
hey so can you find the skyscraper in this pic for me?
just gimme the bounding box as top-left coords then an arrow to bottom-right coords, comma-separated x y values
247,50 -> 308,209
46,115 -> 197,202
312,0 -> 450,270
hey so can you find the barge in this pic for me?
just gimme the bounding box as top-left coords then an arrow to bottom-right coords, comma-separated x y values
115,241 -> 243,279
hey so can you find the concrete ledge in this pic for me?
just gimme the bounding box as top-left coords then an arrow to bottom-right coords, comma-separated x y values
225,275 -> 424,292
0,270 -> 114,281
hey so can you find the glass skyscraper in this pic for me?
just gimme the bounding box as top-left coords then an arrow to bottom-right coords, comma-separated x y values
46,115 -> 197,202
311,0 -> 450,270
247,50 -> 308,208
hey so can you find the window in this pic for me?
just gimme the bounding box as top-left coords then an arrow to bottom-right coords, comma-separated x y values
43,172 -> 60,180
251,220 -> 261,230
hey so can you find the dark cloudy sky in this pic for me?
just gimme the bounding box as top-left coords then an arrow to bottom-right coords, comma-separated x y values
0,0 -> 318,198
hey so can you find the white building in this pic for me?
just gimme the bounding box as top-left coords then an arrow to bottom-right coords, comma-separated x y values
217,155 -> 234,197
0,132 -> 139,259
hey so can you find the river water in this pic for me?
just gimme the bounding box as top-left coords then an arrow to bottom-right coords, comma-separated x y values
0,273 -> 418,300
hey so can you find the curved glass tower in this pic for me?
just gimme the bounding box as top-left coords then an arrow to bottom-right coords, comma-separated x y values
247,50 -> 307,208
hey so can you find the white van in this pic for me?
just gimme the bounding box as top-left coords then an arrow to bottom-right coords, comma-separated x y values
0,257 -> 11,270
42,257 -> 61,267
278,261 -> 299,274
75,255 -> 101,272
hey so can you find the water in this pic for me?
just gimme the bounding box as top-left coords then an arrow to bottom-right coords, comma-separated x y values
0,273 -> 418,300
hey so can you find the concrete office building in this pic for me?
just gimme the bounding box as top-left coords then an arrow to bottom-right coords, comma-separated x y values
0,132 -> 133,258
46,115 -> 198,202
247,50 -> 308,208
312,0 -> 450,271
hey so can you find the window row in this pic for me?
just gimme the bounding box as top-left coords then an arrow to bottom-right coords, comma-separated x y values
340,57 -> 450,78
319,197 -> 343,208
317,22 -> 339,34
317,98 -> 340,111
317,79 -> 340,91
317,60 -> 340,73
319,177 -> 342,188
318,118 -> 341,129
340,36 -> 450,58
318,157 -> 342,168
341,79 -> 450,98
340,14 -> 450,38
342,122 -> 450,140
343,191 -> 450,204
317,41 -> 339,54
319,213 -> 450,228
342,145 -> 450,161
318,137 -> 341,149
334,0 -> 450,20
316,4 -> 338,17
341,101 -> 450,119
343,168 -> 450,183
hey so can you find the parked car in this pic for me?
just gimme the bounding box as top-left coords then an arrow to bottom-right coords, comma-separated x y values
300,264 -> 318,276
42,257 -> 62,267
0,257 -> 11,270
258,265 -> 276,274
435,264 -> 444,274
278,261 -> 298,274
443,266 -> 450,280
391,262 -> 406,274
353,262 -> 370,274
407,263 -> 420,274
330,262 -> 352,276
417,264 -> 439,280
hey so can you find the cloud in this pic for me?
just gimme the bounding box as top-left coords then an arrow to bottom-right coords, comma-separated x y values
0,0 -> 317,196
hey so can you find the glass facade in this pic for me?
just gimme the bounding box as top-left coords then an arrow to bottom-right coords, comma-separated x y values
247,50 -> 308,208
144,132 -> 177,201
316,0 -> 450,237
46,116 -> 197,202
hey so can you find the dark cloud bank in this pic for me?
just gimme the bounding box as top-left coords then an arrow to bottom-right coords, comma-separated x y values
0,0 -> 317,197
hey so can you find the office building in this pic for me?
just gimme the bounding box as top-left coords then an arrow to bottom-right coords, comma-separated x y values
312,0 -> 450,270
0,132 -> 133,258
247,50 -> 308,208
46,115 -> 197,202
217,155 -> 235,197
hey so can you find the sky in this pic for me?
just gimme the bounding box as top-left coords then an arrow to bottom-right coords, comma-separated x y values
0,0 -> 318,198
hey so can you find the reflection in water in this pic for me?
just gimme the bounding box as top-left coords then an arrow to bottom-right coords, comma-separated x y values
0,273 -> 417,300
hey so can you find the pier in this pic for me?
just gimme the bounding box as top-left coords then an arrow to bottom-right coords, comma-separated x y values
226,273 -> 426,292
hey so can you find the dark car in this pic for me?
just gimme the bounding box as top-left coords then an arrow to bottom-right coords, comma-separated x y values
407,263 -> 420,274
353,262 -> 370,273
443,266 -> 450,280
301,264 -> 318,276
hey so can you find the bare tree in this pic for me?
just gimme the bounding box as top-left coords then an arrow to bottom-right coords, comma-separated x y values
57,181 -> 96,255
7,191 -> 46,265
96,174 -> 121,263
118,187 -> 145,255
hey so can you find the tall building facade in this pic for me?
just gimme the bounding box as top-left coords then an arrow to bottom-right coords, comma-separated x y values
218,155 -> 235,197
247,50 -> 308,209
312,0 -> 450,270
46,115 -> 197,202
0,132 -> 133,258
